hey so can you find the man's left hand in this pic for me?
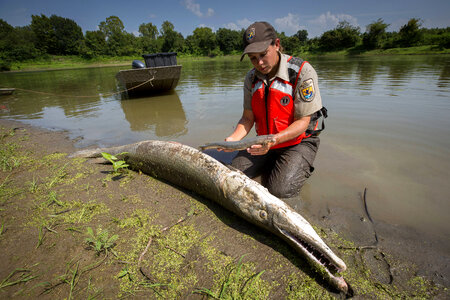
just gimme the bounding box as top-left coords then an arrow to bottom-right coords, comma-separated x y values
247,139 -> 276,155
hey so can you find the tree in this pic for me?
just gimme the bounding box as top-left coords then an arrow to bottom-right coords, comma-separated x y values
0,20 -> 39,69
189,27 -> 217,56
48,15 -> 83,55
216,28 -> 240,55
278,32 -> 299,54
98,16 -> 129,56
362,19 -> 389,49
9,26 -> 40,60
139,22 -> 160,53
82,30 -> 107,57
139,22 -> 158,39
294,29 -> 308,44
31,14 -> 55,54
0,18 -> 14,35
30,14 -> 83,55
319,21 -> 360,51
160,21 -> 184,53
0,19 -> 14,60
398,18 -> 423,47
99,16 -> 124,39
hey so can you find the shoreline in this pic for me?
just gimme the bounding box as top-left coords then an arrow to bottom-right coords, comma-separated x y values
0,118 -> 448,298
2,49 -> 448,73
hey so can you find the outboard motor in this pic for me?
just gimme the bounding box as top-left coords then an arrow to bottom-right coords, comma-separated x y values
132,60 -> 145,69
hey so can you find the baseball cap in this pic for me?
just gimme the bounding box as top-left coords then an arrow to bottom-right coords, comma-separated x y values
241,22 -> 277,61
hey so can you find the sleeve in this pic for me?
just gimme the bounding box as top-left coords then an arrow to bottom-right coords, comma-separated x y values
294,62 -> 323,118
243,70 -> 254,110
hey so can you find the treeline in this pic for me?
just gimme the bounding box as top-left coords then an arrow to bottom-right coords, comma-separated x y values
0,14 -> 449,70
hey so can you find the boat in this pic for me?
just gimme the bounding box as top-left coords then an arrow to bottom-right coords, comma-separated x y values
116,52 -> 182,96
0,88 -> 15,95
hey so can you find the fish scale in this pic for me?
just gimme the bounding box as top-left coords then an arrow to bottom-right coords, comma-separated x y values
71,140 -> 348,294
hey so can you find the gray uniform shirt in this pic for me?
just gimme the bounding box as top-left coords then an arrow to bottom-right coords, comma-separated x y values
243,53 -> 322,119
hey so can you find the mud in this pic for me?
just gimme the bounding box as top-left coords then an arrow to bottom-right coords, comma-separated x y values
0,119 -> 448,299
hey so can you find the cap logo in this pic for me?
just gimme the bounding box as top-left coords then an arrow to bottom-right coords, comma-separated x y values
246,28 -> 256,42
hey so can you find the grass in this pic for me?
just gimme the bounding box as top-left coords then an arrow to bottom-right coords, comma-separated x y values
5,46 -> 449,72
0,123 -> 446,299
0,268 -> 38,290
8,55 -> 134,71
194,255 -> 267,299
0,142 -> 21,171
41,256 -> 108,299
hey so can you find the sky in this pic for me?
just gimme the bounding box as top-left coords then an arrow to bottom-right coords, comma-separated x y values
0,0 -> 449,38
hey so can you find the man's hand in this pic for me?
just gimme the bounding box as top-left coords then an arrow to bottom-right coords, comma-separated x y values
247,137 -> 276,155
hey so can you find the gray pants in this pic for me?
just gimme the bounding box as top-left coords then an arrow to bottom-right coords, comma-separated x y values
231,136 -> 320,198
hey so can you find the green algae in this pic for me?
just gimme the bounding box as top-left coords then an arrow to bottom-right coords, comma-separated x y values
0,123 -> 447,299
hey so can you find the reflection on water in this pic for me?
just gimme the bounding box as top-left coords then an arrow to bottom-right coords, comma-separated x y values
120,92 -> 187,137
0,55 -> 449,247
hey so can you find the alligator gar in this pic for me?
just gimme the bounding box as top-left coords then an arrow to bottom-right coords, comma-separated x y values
199,134 -> 276,151
71,140 -> 348,293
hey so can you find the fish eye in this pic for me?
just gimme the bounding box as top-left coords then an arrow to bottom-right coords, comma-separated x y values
259,210 -> 267,219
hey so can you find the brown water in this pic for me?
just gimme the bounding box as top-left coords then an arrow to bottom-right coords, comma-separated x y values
1,55 -> 449,246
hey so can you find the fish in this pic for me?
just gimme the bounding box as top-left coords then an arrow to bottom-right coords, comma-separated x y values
199,134 -> 276,151
70,140 -> 348,293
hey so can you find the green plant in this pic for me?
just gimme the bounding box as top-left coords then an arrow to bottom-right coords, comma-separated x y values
117,266 -> 132,281
36,225 -> 45,248
0,142 -> 20,171
194,255 -> 266,299
101,152 -> 129,173
47,191 -> 64,206
85,227 -> 118,256
86,276 -> 102,299
0,268 -> 37,290
46,163 -> 69,188
0,175 -> 11,204
0,127 -> 16,139
28,176 -> 39,193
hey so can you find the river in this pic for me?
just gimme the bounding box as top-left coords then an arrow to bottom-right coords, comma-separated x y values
1,55 -> 449,248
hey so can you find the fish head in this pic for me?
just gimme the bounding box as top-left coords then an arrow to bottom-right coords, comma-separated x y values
222,172 -> 348,292
267,200 -> 348,292
269,206 -> 347,272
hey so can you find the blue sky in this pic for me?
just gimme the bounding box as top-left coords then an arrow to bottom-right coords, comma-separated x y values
0,0 -> 449,38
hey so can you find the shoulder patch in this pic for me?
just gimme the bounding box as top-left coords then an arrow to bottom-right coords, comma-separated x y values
300,78 -> 315,102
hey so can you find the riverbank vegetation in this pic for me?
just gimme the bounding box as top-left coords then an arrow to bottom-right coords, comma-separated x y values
1,15 -> 449,71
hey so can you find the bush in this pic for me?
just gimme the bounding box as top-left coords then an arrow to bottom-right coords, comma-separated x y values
0,60 -> 11,71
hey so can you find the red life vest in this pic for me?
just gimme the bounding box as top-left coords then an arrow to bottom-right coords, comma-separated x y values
251,57 -> 318,149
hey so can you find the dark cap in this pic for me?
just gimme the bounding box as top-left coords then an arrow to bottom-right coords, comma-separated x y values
241,22 -> 277,61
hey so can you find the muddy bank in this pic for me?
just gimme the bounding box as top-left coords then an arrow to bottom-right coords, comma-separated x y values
0,119 -> 448,299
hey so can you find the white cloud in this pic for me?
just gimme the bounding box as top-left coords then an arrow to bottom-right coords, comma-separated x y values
237,18 -> 252,29
184,0 -> 202,17
224,18 -> 252,31
310,11 -> 359,31
274,13 -> 306,35
183,0 -> 214,18
304,11 -> 359,37
224,22 -> 239,31
206,8 -> 214,17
